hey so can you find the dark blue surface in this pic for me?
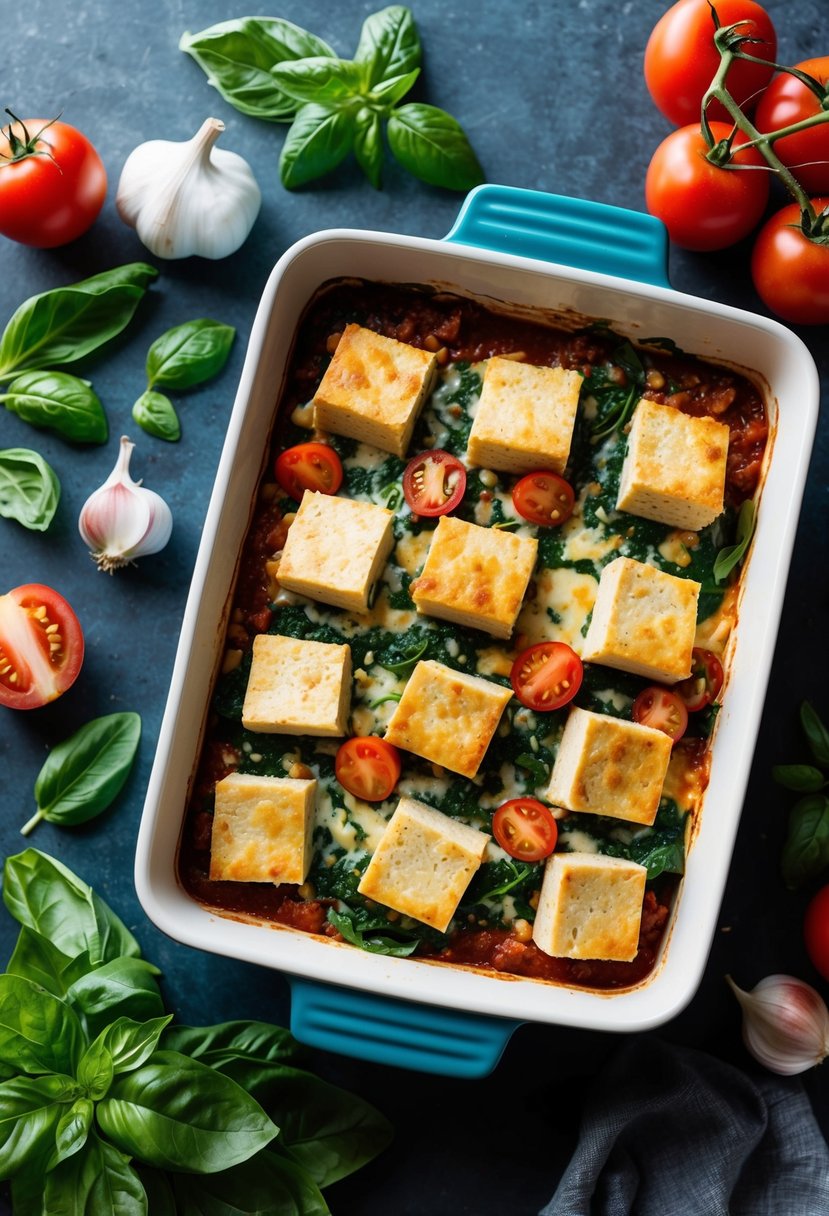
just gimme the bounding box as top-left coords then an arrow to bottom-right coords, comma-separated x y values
1,2 -> 827,1212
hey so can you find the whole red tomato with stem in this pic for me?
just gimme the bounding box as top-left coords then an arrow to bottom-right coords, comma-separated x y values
755,58 -> 829,196
644,0 -> 777,126
646,122 -> 770,251
0,111 -> 107,248
804,885 -> 829,982
751,199 -> 829,325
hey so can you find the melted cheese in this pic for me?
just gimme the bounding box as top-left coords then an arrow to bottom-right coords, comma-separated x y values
516,567 -> 599,654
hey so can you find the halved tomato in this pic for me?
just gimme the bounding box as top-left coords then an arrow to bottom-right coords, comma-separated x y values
675,648 -> 724,712
632,686 -> 688,743
274,442 -> 343,500
0,584 -> 84,710
402,449 -> 466,517
335,736 -> 401,802
512,471 -> 575,526
510,642 -> 583,712
492,798 -> 558,861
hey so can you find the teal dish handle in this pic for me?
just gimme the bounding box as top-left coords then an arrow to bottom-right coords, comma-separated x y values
445,183 -> 670,287
289,978 -> 520,1078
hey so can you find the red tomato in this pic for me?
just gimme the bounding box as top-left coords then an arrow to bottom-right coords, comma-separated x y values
644,0 -> 777,126
510,642 -> 583,712
335,737 -> 401,802
492,798 -> 558,862
632,686 -> 689,743
675,648 -> 724,711
402,450 -> 466,517
0,114 -> 106,248
646,122 -> 770,251
512,471 -> 575,527
804,885 -> 829,982
751,199 -> 829,325
274,442 -> 343,500
755,58 -> 829,195
0,584 -> 84,710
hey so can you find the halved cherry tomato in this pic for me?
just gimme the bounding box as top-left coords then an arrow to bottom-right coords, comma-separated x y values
0,584 -> 84,710
402,449 -> 466,517
274,442 -> 343,500
335,737 -> 401,802
492,798 -> 558,862
510,642 -> 583,712
632,686 -> 688,743
512,471 -> 575,527
755,57 -> 829,195
675,648 -> 724,712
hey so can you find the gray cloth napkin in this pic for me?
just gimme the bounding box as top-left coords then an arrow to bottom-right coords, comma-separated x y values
540,1037 -> 829,1216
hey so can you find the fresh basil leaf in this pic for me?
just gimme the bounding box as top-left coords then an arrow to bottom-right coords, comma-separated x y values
327,907 -> 419,957
93,1015 -> 172,1076
77,1041 -> 114,1101
354,108 -> 383,188
354,5 -> 421,86
6,928 -> 91,999
24,712 -> 142,835
71,263 -> 159,293
145,318 -> 235,391
801,701 -> 829,767
10,1155 -> 50,1216
272,57 -> 367,105
44,1129 -> 148,1216
131,390 -> 181,443
172,1147 -> 330,1216
3,848 -> 142,966
97,1050 -> 278,1172
280,103 -> 355,188
386,103 -> 484,190
0,446 -> 60,531
369,67 -> 420,106
772,764 -> 826,792
135,1166 -> 176,1216
180,18 -> 335,121
781,794 -> 829,889
50,1097 -> 94,1168
0,1073 -> 79,1178
67,958 -> 164,1037
162,1020 -> 301,1071
1,371 -> 108,444
714,498 -> 756,583
0,974 -> 85,1077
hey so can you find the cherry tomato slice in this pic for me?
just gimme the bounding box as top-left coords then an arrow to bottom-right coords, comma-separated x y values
510,642 -> 583,712
492,798 -> 558,862
675,648 -> 724,712
402,450 -> 466,517
335,737 -> 402,802
512,472 -> 575,527
632,686 -> 688,743
0,583 -> 84,710
274,442 -> 343,500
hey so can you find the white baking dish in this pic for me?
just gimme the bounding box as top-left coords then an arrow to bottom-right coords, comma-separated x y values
135,185 -> 818,1077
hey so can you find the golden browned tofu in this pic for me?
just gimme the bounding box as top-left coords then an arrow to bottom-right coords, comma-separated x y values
210,772 -> 317,884
242,634 -> 351,736
467,357 -> 582,475
532,852 -> 647,961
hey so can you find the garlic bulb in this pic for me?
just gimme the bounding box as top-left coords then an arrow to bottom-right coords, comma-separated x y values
116,117 -> 261,259
727,973 -> 829,1075
79,436 -> 172,572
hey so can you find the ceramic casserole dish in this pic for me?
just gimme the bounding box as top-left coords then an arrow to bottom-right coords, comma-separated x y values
135,185 -> 819,1077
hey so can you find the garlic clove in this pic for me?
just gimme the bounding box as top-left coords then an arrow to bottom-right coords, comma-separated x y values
116,118 -> 261,260
79,435 -> 173,573
727,973 -> 829,1076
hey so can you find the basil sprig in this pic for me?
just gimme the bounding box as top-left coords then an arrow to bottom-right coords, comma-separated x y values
132,318 -> 235,442
775,701 -> 829,889
0,447 -> 60,531
182,6 -> 484,191
0,848 -> 392,1208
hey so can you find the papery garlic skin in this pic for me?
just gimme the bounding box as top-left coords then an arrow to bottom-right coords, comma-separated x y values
727,973 -> 829,1076
79,436 -> 173,573
116,117 -> 261,260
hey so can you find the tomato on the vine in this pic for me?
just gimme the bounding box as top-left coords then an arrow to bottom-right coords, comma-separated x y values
646,122 -> 769,251
275,442 -> 343,500
804,885 -> 829,982
675,648 -> 724,712
402,449 -> 466,517
492,798 -> 558,862
751,199 -> 829,325
0,584 -> 84,710
0,114 -> 107,248
335,736 -> 401,802
755,58 -> 829,196
632,686 -> 689,743
510,642 -> 583,713
644,0 -> 777,126
512,471 -> 575,527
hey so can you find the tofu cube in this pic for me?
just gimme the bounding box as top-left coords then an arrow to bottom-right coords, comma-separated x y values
312,323 -> 437,457
547,706 -> 671,825
210,772 -> 317,885
358,796 -> 489,931
532,852 -> 647,962
384,659 -> 512,778
411,515 -> 538,639
616,398 -> 729,530
277,491 -> 394,614
467,357 -> 582,475
582,556 -> 699,683
242,634 -> 351,736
